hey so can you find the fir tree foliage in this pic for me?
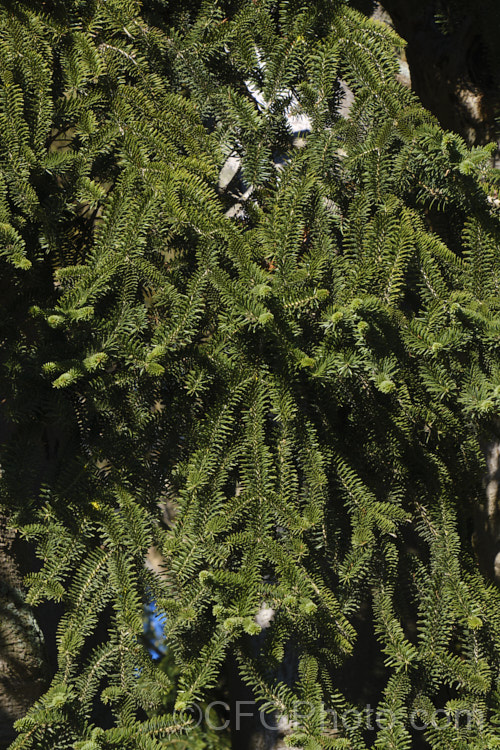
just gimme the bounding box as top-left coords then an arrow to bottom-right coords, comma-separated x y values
1,0 -> 500,748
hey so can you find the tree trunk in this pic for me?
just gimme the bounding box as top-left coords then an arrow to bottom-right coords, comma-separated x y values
225,655 -> 296,750
472,433 -> 500,584
378,0 -> 499,145
0,515 -> 48,748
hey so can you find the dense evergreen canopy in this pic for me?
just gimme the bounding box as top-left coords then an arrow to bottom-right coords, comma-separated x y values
2,1 -> 500,748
